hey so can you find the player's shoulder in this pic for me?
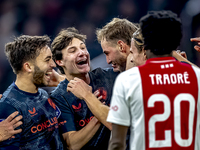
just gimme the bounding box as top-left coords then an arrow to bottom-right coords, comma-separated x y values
1,83 -> 19,102
191,65 -> 200,76
50,79 -> 68,97
120,67 -> 140,78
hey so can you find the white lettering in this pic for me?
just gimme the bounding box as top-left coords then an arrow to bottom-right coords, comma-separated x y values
184,72 -> 190,84
149,74 -> 155,85
170,74 -> 177,84
163,74 -> 170,84
156,74 -> 162,85
149,72 -> 190,85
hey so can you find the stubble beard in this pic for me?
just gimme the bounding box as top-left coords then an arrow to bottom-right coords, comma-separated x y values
33,65 -> 46,87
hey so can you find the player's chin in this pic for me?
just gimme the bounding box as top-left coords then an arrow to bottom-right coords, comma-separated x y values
43,76 -> 51,86
112,66 -> 121,72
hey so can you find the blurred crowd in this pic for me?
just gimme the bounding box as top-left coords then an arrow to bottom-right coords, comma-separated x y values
0,0 -> 199,93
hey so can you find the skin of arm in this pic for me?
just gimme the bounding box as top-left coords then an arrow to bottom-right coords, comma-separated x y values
62,116 -> 101,150
172,50 -> 199,68
67,77 -> 112,130
108,124 -> 128,150
0,111 -> 22,142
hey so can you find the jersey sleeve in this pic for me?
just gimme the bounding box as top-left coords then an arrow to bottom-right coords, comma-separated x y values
107,73 -> 130,126
0,102 -> 22,148
50,93 -> 76,133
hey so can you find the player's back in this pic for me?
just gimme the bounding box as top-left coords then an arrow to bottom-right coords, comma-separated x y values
138,57 -> 200,150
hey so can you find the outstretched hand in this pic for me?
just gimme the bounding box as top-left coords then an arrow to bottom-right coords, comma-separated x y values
0,111 -> 23,142
191,37 -> 200,52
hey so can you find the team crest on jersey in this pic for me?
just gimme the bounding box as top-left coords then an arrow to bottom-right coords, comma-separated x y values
97,87 -> 107,101
48,98 -> 61,119
0,119 -> 4,122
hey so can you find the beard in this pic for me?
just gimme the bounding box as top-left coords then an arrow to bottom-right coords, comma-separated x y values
33,65 -> 46,87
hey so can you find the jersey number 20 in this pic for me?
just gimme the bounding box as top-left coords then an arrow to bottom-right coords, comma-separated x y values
148,93 -> 195,148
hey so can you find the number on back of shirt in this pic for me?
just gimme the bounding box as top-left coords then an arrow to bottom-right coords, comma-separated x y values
148,93 -> 195,148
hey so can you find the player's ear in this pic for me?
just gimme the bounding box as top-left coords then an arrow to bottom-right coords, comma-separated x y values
23,62 -> 33,73
55,60 -> 64,67
142,48 -> 147,61
117,40 -> 126,53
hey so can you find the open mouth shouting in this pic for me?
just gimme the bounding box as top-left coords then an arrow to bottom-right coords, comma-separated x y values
76,57 -> 90,69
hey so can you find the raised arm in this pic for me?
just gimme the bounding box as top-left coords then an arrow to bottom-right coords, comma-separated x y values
62,116 -> 101,150
67,78 -> 112,130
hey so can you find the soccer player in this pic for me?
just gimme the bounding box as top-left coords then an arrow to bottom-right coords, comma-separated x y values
107,10 -> 200,150
0,111 -> 22,142
96,18 -> 139,72
0,35 -> 64,149
50,27 -> 119,150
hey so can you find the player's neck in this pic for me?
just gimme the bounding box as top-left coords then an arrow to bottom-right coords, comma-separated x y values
65,72 -> 90,84
146,50 -> 173,59
15,75 -> 38,93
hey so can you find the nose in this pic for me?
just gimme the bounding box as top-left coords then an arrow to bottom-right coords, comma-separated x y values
79,49 -> 88,56
106,56 -> 111,64
50,59 -> 56,68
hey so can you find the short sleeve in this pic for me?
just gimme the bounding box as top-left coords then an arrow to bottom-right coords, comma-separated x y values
107,74 -> 130,126
50,94 -> 76,133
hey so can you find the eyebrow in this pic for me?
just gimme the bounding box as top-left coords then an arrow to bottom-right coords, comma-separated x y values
44,56 -> 52,60
67,42 -> 85,51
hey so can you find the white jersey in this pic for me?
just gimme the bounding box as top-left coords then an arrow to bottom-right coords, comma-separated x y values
107,57 -> 200,150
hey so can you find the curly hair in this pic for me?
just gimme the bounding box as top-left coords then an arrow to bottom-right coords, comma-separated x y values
140,10 -> 182,55
5,35 -> 50,74
51,27 -> 87,74
96,18 -> 139,46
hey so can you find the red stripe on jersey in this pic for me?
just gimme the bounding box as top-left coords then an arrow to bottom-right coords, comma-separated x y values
139,57 -> 198,150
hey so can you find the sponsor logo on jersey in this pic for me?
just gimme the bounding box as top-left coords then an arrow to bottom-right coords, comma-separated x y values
31,117 -> 58,133
28,107 -> 38,117
48,98 -> 61,119
72,103 -> 82,111
77,116 -> 94,127
111,105 -> 118,111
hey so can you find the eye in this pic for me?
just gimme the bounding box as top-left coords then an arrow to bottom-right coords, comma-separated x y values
104,51 -> 109,55
45,58 -> 50,62
69,48 -> 76,53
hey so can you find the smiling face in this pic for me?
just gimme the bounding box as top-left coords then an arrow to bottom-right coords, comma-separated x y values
58,38 -> 90,77
33,45 -> 56,87
101,39 -> 127,72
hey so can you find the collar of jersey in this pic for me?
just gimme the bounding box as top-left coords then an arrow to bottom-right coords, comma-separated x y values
146,56 -> 176,64
12,82 -> 40,97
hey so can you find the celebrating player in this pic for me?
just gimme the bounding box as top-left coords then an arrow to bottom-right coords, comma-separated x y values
0,35 -> 64,149
107,10 -> 200,150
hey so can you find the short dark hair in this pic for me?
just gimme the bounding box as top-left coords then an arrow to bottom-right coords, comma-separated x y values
140,10 -> 182,55
51,27 -> 86,74
5,35 -> 50,74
